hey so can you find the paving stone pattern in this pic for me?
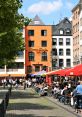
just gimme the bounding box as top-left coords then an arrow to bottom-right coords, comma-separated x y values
6,88 -> 82,117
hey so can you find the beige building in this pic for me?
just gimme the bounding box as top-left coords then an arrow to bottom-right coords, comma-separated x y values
72,0 -> 82,65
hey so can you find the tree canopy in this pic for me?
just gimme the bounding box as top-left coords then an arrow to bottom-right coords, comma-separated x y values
0,0 -> 24,65
24,17 -> 32,26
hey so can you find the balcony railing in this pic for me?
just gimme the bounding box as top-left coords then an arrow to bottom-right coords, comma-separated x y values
6,69 -> 18,72
0,69 -> 5,72
16,56 -> 24,59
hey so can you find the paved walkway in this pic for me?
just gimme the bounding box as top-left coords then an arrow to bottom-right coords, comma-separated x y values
6,88 -> 82,117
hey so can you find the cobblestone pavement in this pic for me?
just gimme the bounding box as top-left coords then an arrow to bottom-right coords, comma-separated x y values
6,88 -> 82,117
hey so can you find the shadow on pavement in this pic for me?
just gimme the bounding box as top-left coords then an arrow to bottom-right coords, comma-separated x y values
6,89 -> 60,117
0,91 -> 8,98
7,102 -> 54,110
10,90 -> 39,99
6,113 -> 63,117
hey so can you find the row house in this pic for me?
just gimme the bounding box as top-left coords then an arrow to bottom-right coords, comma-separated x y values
25,15 -> 52,74
52,18 -> 73,70
25,15 -> 73,74
72,0 -> 82,65
0,15 -> 73,76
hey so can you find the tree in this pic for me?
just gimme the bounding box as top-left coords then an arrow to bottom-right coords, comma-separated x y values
0,0 -> 24,65
24,17 -> 32,26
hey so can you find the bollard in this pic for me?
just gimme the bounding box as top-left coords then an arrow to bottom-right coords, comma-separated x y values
0,100 -> 5,117
0,87 -> 12,117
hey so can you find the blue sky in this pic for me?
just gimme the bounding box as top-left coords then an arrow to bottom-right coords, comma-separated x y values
19,0 -> 79,25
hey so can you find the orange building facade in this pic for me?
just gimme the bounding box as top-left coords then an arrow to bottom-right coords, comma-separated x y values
25,16 -> 52,74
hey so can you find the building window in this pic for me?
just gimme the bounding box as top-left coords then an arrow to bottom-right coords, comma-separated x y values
52,59 -> 57,69
42,66 -> 47,71
66,59 -> 71,67
17,51 -> 23,57
66,49 -> 70,55
59,38 -> 63,45
7,62 -> 24,69
52,49 -> 57,55
59,29 -> 64,35
66,38 -> 70,45
28,52 -> 35,61
28,41 -> 34,47
41,30 -> 47,36
59,49 -> 63,56
59,59 -> 63,67
7,63 -> 16,69
0,65 -> 4,69
41,52 -> 47,61
52,38 -> 57,45
28,30 -> 34,36
41,41 -> 47,47
66,29 -> 71,35
34,21 -> 40,25
18,62 -> 24,69
27,66 -> 32,73
19,29 -> 23,32
35,66 -> 40,72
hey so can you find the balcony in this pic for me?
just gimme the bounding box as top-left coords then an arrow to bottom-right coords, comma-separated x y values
0,69 -> 5,72
6,69 -> 18,72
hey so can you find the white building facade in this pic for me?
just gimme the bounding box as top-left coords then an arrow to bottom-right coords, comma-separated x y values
0,27 -> 25,77
52,18 -> 73,69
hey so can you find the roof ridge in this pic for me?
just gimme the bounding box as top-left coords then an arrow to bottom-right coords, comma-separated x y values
29,15 -> 45,25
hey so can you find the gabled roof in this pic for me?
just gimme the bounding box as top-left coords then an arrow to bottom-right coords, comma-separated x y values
52,17 -> 72,36
72,0 -> 82,12
29,15 -> 45,25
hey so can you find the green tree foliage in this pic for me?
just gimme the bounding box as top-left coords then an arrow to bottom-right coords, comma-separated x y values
24,17 -> 32,26
0,0 -> 24,65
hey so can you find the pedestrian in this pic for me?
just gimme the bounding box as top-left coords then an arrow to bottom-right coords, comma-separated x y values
72,81 -> 82,113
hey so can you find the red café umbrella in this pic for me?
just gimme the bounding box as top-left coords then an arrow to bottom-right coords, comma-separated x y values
65,64 -> 82,76
46,69 -> 69,76
65,68 -> 77,76
53,69 -> 70,76
78,70 -> 82,75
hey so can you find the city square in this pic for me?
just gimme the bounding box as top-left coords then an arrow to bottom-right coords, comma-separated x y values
0,0 -> 82,117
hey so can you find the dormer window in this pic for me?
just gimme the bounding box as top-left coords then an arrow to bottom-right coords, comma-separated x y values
34,20 -> 40,25
66,29 -> 71,34
59,29 -> 64,35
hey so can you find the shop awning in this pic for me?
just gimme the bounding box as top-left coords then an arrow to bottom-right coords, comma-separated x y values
45,69 -> 69,76
10,74 -> 26,77
45,70 -> 59,75
36,70 -> 46,75
65,64 -> 82,76
0,74 -> 9,77
53,69 -> 70,76
40,64 -> 82,76
31,70 -> 46,76
78,70 -> 82,76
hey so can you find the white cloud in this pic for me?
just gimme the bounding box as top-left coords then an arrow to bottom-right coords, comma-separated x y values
27,0 -> 63,15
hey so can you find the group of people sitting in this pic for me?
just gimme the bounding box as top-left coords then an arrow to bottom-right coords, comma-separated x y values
34,80 -> 82,114
2,76 -> 82,113
52,81 -> 82,113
